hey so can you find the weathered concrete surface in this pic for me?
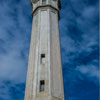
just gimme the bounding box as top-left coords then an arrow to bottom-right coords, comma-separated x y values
24,0 -> 65,100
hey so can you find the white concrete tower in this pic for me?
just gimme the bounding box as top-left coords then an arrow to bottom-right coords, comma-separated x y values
24,0 -> 65,100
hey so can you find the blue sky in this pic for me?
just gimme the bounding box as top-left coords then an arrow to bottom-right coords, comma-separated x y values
0,0 -> 99,100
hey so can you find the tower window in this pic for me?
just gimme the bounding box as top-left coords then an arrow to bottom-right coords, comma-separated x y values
40,80 -> 45,92
42,0 -> 46,5
41,54 -> 45,64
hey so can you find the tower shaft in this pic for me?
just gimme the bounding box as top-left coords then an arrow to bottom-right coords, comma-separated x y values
24,1 -> 65,100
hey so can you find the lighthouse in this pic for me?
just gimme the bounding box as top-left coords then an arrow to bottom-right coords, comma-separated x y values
24,0 -> 65,100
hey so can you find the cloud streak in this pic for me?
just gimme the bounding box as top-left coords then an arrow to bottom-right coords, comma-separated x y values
60,0 -> 99,99
0,0 -> 32,99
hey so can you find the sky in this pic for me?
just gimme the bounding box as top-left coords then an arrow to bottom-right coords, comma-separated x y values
0,0 -> 99,100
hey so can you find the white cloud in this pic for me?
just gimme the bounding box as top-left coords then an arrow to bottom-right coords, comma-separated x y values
0,0 -> 32,84
76,64 -> 99,84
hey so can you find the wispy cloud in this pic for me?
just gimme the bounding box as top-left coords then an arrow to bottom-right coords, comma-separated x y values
0,0 -> 32,99
76,64 -> 99,84
0,0 -> 32,82
60,0 -> 99,99
0,80 -> 25,100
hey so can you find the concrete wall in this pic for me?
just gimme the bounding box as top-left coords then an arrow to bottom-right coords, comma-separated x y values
24,6 -> 64,100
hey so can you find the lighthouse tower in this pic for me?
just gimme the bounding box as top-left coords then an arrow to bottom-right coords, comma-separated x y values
24,0 -> 65,100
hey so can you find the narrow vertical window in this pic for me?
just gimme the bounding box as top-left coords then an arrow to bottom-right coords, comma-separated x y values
40,80 -> 45,92
41,54 -> 45,64
42,0 -> 46,5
